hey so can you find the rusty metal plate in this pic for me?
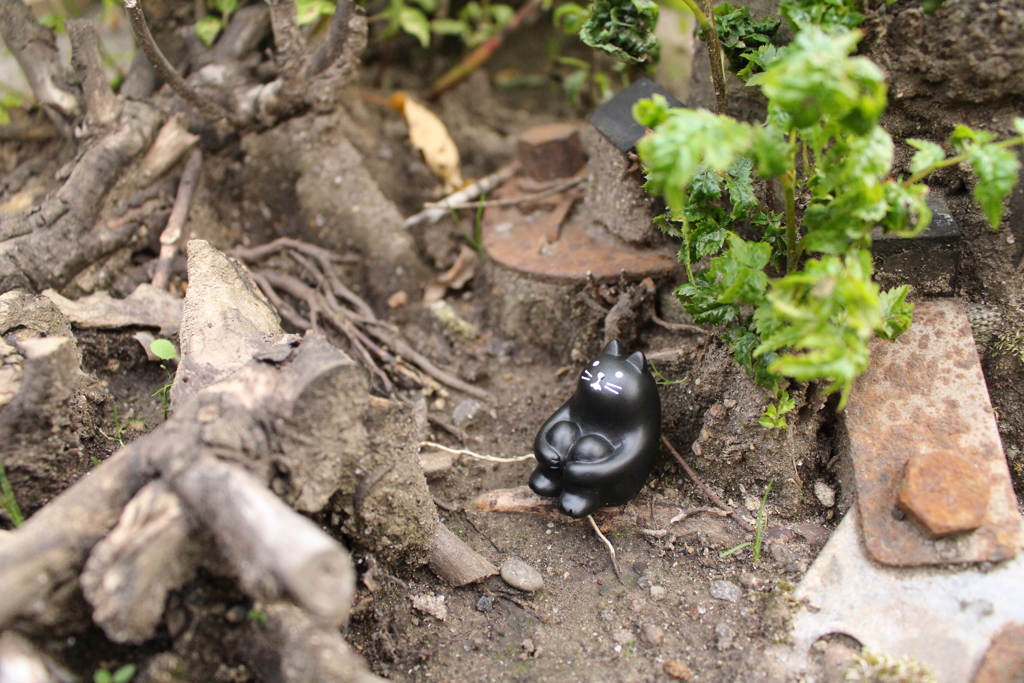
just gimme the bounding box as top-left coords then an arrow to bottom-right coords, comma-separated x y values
482,183 -> 679,283
843,298 -> 1024,566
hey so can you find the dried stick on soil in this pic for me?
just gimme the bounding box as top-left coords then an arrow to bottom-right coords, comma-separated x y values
430,174 -> 588,211
123,0 -> 232,124
152,148 -> 203,290
588,515 -> 625,587
661,435 -> 755,531
427,524 -> 498,587
403,162 -> 519,228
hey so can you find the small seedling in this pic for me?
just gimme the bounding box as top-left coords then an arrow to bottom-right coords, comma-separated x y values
93,664 -> 136,683
150,339 -> 179,421
720,541 -> 752,558
247,609 -> 268,627
759,391 -> 795,429
648,360 -> 686,386
0,459 -> 24,527
753,478 -> 774,562
100,404 -> 144,447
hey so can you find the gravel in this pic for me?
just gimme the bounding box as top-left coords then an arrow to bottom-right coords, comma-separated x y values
709,579 -> 743,603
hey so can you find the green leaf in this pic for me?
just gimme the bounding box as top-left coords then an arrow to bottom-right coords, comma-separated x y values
632,93 -> 671,129
879,181 -> 931,237
1015,118 -> 1024,137
706,233 -> 771,307
749,124 -> 793,179
296,0 -> 336,25
431,18 -> 469,34
779,0 -> 864,32
756,27 -> 886,135
724,157 -> 758,218
875,285 -> 913,340
95,671 -> 112,683
410,0 -> 438,12
398,6 -> 431,47
906,138 -> 947,175
702,3 -> 780,77
553,3 -> 590,33
112,664 -> 137,683
580,0 -> 660,64
150,339 -> 180,362
677,275 -> 740,326
635,107 -> 755,216
966,141 -> 1021,228
195,15 -> 223,46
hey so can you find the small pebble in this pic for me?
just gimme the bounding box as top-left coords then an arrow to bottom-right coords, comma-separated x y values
814,481 -> 836,508
664,660 -> 693,680
452,398 -> 483,427
650,585 -> 666,600
715,622 -> 734,650
476,595 -> 493,613
641,623 -> 664,646
709,579 -> 743,603
500,557 -> 544,592
409,593 -> 447,620
612,629 -> 635,646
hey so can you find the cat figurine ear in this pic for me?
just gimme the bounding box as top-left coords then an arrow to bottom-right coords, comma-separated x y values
602,339 -> 623,356
625,350 -> 646,372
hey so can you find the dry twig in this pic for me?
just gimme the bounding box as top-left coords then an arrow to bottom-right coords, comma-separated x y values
661,435 -> 755,531
587,515 -> 625,587
419,442 -> 534,464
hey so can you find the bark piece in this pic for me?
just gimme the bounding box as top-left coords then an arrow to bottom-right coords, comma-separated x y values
427,524 -> 498,587
80,480 -> 201,643
42,284 -> 183,337
139,115 -> 200,181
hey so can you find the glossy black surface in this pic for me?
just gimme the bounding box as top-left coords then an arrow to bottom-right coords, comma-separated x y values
530,340 -> 662,518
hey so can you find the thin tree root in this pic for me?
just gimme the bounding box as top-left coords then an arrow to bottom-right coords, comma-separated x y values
587,514 -> 625,587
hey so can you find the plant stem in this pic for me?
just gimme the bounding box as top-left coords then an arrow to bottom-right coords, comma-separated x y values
752,478 -> 773,561
783,170 -> 798,273
658,0 -> 728,114
0,459 -> 24,526
902,135 -> 1024,188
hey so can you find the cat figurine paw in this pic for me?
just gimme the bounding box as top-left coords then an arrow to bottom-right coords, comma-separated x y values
530,340 -> 661,518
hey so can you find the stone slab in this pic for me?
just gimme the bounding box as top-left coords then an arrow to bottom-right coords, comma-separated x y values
790,507 -> 1024,683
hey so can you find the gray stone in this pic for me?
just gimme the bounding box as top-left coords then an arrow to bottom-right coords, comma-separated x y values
709,580 -> 743,603
476,595 -> 493,613
715,622 -> 734,651
813,481 -> 836,508
451,398 -> 483,427
650,585 -> 666,600
500,557 -> 544,592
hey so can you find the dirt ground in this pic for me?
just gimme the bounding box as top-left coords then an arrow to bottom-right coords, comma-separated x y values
1,0 -> 1023,681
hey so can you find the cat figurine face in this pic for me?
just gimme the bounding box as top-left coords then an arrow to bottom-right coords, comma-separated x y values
530,340 -> 661,518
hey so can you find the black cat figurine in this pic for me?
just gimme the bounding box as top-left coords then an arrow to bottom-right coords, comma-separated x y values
530,340 -> 661,518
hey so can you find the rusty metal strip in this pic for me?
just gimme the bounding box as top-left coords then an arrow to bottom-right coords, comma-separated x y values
843,298 -> 1023,566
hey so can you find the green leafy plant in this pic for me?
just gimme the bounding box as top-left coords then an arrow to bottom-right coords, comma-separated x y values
431,0 -> 515,48
758,391 -> 794,429
633,26 -> 1023,410
0,458 -> 24,527
94,664 -> 136,683
579,0 -> 660,64
195,0 -> 238,47
247,608 -> 268,626
703,2 -> 780,76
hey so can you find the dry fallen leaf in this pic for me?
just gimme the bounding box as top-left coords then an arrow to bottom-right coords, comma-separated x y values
390,91 -> 464,193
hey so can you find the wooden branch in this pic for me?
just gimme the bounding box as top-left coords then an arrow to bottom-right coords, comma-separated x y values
303,0 -> 354,77
265,0 -> 306,69
139,114 -> 200,181
123,0 -> 232,124
173,457 -> 355,627
66,19 -> 118,125
0,100 -> 164,292
662,435 -> 755,531
0,0 -> 78,116
427,524 -> 498,587
152,148 -> 203,290
246,603 -> 388,683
